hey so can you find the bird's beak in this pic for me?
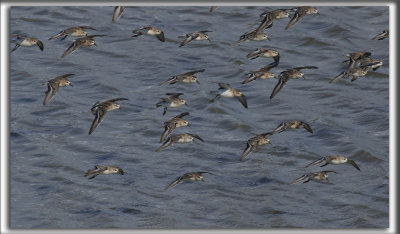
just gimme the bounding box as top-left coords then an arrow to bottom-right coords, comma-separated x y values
94,42 -> 98,46
196,80 -> 200,84
69,83 -> 73,87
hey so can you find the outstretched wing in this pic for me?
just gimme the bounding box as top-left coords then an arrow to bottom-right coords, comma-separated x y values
305,157 -> 326,168
36,40 -> 44,51
270,74 -> 289,99
289,174 -> 310,185
112,6 -> 125,23
293,66 -> 318,70
43,81 -> 59,105
160,77 -> 178,85
347,159 -> 360,171
261,132 -> 273,138
217,83 -> 231,89
48,30 -> 65,40
269,55 -> 280,68
10,43 -> 20,52
174,112 -> 189,119
85,166 -> 102,179
242,73 -> 258,84
209,94 -> 221,103
189,134 -> 204,142
61,40 -> 81,58
132,26 -> 146,34
164,176 -> 185,190
87,34 -> 106,38
329,71 -> 347,83
105,98 -> 129,103
285,11 -> 303,30
255,16 -> 273,35
272,122 -> 287,134
166,93 -> 183,99
155,32 -> 165,42
88,108 -> 107,135
235,94 -> 248,109
246,48 -> 263,59
240,143 -> 255,161
179,33 -> 199,47
300,122 -> 313,133
160,123 -> 174,143
184,69 -> 205,75
156,137 -> 173,152
79,26 -> 97,31
56,73 -> 75,79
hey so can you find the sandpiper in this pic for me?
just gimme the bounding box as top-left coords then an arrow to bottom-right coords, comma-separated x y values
356,57 -> 383,71
209,6 -> 217,12
246,48 -> 280,63
165,172 -> 212,190
48,26 -> 97,40
61,35 -> 105,58
160,112 -> 190,142
85,165 -> 124,179
343,51 -> 372,68
156,133 -> 204,152
330,67 -> 365,83
209,83 -> 248,108
240,132 -> 273,161
349,66 -> 374,82
256,8 -> 292,34
330,61 -> 381,83
11,35 -> 43,52
371,29 -> 389,40
88,98 -> 129,135
270,66 -> 318,99
285,6 -> 319,30
160,69 -> 205,85
156,93 -> 187,116
179,31 -> 211,47
330,51 -> 372,83
233,30 -> 270,44
272,120 -> 313,134
289,171 -> 337,185
132,26 -> 165,42
305,155 -> 360,171
43,74 -> 74,105
112,6 -> 126,23
242,65 -> 276,84
259,8 -> 292,21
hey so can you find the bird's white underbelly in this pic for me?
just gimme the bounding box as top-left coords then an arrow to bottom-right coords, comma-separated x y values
221,90 -> 234,98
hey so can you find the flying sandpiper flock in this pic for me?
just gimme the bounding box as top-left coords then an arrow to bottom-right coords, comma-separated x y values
10,6 -> 388,191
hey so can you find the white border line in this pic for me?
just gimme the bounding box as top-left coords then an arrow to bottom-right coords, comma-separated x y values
1,2 -> 10,234
388,2 -> 397,234
1,1 -> 396,234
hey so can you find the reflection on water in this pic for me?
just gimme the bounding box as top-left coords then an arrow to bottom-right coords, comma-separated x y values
9,5 -> 389,229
